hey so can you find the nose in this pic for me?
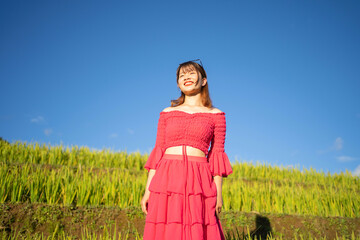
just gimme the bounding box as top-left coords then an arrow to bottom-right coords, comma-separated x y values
183,74 -> 190,80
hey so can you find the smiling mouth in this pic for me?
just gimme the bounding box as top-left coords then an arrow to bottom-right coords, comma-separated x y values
184,81 -> 193,86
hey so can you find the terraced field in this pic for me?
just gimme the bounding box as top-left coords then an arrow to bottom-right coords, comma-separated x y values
0,138 -> 359,239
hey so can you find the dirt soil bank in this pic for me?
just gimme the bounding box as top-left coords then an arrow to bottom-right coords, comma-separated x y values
0,202 -> 359,239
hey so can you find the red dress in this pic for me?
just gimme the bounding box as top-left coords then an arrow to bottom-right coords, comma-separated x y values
143,110 -> 233,240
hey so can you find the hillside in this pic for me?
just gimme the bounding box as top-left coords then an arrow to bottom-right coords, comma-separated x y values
0,138 -> 359,239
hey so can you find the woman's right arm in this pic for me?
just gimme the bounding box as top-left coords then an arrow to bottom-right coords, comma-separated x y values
142,111 -> 167,214
145,169 -> 156,193
143,112 -> 166,171
141,169 -> 156,215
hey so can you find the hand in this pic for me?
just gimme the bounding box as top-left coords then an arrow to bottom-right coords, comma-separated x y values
215,194 -> 223,218
141,191 -> 151,215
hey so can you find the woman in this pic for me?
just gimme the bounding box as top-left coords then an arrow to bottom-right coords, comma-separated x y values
141,59 -> 233,240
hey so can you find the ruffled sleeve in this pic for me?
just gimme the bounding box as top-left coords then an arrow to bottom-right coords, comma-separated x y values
207,113 -> 233,177
144,113 -> 166,171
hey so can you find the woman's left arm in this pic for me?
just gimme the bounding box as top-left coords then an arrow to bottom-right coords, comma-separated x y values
213,175 -> 223,218
208,113 -> 233,217
214,175 -> 223,197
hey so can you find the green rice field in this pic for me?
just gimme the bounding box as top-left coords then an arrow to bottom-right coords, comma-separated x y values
0,138 -> 359,239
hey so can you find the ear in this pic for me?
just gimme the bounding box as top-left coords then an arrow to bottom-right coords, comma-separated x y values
202,78 -> 207,86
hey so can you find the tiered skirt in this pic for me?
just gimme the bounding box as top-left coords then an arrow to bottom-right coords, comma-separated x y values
143,146 -> 226,240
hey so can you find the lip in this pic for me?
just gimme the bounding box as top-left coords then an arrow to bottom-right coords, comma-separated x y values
184,81 -> 193,86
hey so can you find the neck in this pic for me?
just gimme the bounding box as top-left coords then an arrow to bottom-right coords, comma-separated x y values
183,92 -> 203,107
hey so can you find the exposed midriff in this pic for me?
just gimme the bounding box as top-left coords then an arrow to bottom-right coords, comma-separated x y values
164,145 -> 206,157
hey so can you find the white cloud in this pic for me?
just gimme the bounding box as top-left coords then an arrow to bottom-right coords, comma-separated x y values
333,137 -> 343,150
336,155 -> 356,162
44,128 -> 52,136
317,137 -> 343,154
353,165 -> 360,176
31,116 -> 44,123
109,133 -> 118,138
127,128 -> 134,135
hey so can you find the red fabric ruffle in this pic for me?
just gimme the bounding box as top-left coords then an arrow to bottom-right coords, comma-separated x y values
144,146 -> 165,171
207,150 -> 233,177
146,192 -> 218,226
149,159 -> 217,197
144,221 -> 225,240
144,156 -> 226,240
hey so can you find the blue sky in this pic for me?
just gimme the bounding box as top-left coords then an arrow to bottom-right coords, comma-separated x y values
1,0 -> 359,176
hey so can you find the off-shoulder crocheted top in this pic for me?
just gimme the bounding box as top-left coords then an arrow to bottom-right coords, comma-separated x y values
144,110 -> 233,177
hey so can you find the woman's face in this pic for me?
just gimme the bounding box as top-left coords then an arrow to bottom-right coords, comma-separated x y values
177,66 -> 207,95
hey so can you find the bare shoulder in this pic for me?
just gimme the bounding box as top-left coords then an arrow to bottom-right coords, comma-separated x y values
161,107 -> 174,112
210,107 -> 223,113
161,106 -> 223,113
